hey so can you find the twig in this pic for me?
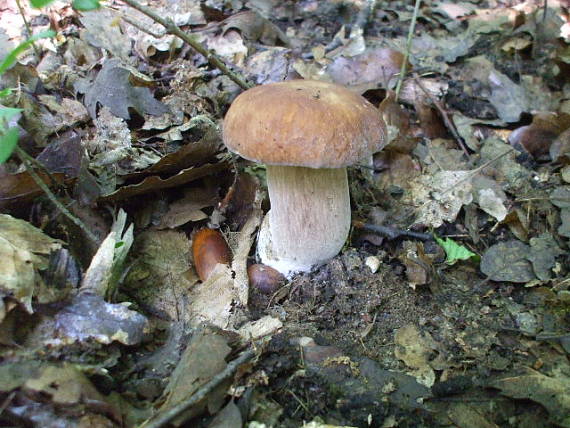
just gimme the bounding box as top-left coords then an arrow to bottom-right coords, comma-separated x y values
15,0 -> 41,60
120,0 -> 252,90
436,148 -> 515,198
15,147 -> 99,244
395,0 -> 421,98
140,347 -> 256,428
353,220 -> 433,241
413,74 -> 470,157
0,392 -> 16,416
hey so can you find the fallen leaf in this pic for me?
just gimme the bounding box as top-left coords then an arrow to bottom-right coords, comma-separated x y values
409,170 -> 473,228
0,215 -> 62,313
78,58 -> 169,120
490,368 -> 570,428
327,47 -> 407,91
161,329 -> 231,422
24,364 -> 121,423
80,9 -> 131,62
528,233 -> 564,280
125,230 -> 197,321
394,324 -> 437,387
480,240 -> 535,283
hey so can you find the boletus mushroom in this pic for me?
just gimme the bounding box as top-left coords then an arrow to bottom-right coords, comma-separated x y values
223,80 -> 387,276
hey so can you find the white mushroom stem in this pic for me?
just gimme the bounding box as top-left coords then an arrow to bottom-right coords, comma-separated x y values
257,165 -> 351,277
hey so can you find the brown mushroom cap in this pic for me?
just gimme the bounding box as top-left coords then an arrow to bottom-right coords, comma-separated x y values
223,80 -> 387,168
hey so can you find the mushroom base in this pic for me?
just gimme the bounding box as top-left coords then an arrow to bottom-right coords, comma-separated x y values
257,165 -> 351,277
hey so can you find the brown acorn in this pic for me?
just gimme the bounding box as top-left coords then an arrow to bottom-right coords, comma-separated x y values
192,228 -> 231,281
247,263 -> 286,294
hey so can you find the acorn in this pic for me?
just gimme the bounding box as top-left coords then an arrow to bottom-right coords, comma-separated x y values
247,263 -> 286,294
192,228 -> 231,281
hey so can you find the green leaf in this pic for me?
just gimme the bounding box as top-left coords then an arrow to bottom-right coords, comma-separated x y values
72,0 -> 101,11
0,106 -> 23,124
434,235 -> 477,265
0,88 -> 12,98
29,0 -> 55,8
0,30 -> 56,75
0,127 -> 19,163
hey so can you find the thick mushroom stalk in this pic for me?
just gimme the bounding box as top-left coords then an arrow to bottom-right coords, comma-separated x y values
257,165 -> 351,276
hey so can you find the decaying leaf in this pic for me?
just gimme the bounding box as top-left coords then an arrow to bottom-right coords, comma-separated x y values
477,188 -> 507,222
0,215 -> 62,314
157,185 -> 219,229
23,364 -> 122,422
125,230 -> 197,321
0,170 -> 67,209
398,241 -> 431,287
394,324 -> 438,387
187,263 -> 236,329
490,368 -> 570,428
221,10 -> 289,46
528,233 -> 564,281
100,162 -> 228,202
409,170 -> 473,228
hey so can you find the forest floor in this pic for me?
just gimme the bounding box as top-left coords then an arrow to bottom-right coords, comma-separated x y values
0,0 -> 569,427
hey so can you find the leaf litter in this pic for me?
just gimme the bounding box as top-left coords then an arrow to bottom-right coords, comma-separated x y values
0,0 -> 569,427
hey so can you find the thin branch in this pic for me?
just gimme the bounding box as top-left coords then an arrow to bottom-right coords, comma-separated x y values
413,74 -> 470,157
395,0 -> 421,98
120,13 -> 165,38
120,0 -> 252,90
353,220 -> 433,241
140,347 -> 256,428
15,147 -> 99,244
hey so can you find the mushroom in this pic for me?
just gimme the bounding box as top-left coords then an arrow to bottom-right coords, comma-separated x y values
223,80 -> 387,276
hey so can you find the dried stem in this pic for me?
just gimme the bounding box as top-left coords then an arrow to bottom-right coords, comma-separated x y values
413,74 -> 470,157
15,147 -> 99,244
395,0 -> 421,98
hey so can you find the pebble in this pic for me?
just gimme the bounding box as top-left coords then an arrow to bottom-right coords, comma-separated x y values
365,256 -> 381,273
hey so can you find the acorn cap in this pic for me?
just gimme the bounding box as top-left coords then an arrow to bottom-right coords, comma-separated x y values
223,80 -> 387,168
